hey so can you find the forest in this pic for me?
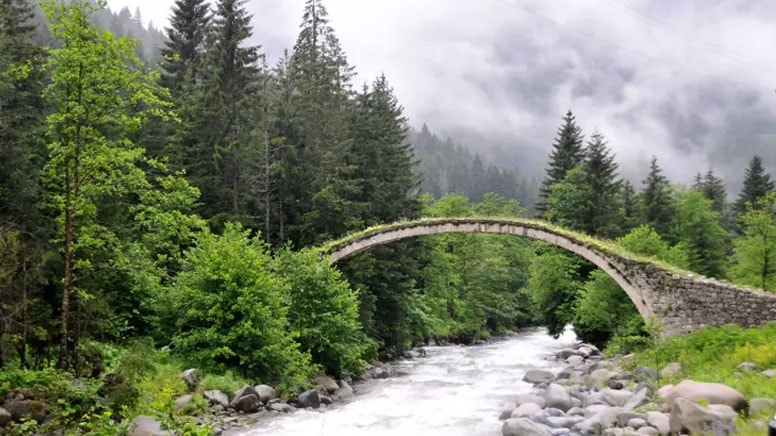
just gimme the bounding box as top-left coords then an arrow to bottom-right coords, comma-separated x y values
2,0 -> 776,433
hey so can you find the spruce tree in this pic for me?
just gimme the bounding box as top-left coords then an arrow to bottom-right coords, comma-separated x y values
621,180 -> 639,232
641,156 -> 676,241
698,168 -> 726,215
538,110 -> 585,215
582,131 -> 622,237
184,0 -> 263,219
735,155 -> 774,214
160,0 -> 210,91
286,0 -> 357,246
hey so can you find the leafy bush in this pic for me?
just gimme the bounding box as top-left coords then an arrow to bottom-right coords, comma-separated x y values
165,224 -> 316,393
273,247 -> 376,377
201,372 -> 245,394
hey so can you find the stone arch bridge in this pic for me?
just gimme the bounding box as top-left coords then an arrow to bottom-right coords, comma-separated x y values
321,217 -> 776,337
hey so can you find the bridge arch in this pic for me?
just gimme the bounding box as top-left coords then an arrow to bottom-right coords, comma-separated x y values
322,218 -> 776,337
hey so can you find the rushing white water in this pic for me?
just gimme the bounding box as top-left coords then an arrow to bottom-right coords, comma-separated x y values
235,327 -> 578,436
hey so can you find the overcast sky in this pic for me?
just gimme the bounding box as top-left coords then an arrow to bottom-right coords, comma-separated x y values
106,0 -> 776,189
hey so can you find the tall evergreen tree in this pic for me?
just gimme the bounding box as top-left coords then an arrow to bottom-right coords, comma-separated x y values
735,155 -> 774,215
582,131 -> 622,237
641,157 -> 676,241
538,110 -> 585,215
697,168 -> 726,215
159,0 -> 210,91
621,180 -> 639,233
285,0 -> 357,246
182,0 -> 263,220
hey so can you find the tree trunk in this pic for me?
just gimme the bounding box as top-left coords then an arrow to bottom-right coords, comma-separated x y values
59,174 -> 75,370
264,131 -> 271,245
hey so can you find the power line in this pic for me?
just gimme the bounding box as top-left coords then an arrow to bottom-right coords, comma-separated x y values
599,0 -> 776,77
490,0 -> 773,91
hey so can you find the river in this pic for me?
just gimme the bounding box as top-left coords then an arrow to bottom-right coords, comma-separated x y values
235,326 -> 578,436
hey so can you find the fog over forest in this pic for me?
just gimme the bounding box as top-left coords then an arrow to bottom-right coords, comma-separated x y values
111,0 -> 776,193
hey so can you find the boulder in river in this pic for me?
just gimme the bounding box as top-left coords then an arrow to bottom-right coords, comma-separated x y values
541,383 -> 572,412
254,384 -> 276,403
335,379 -> 354,400
500,402 -> 517,420
567,355 -> 585,366
516,393 -> 547,408
524,369 -> 555,384
230,394 -> 261,413
502,418 -> 553,436
297,389 -> 320,409
511,402 -> 543,418
315,375 -> 339,394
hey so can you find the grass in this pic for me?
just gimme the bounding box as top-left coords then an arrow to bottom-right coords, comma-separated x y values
621,323 -> 776,433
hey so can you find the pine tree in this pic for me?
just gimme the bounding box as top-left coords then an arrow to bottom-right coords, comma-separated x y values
735,155 -> 774,215
582,131 -> 622,237
183,0 -> 263,219
285,0 -> 357,246
621,180 -> 639,232
160,0 -> 210,90
641,156 -> 676,241
697,168 -> 726,215
538,110 -> 585,215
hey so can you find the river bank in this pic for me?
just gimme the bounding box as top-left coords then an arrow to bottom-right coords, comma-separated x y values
501,325 -> 776,436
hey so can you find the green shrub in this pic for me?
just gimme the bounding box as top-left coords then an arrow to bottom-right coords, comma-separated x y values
164,224 -> 317,393
273,247 -> 376,377
201,372 -> 245,394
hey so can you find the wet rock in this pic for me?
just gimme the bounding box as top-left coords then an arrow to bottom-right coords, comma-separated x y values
541,383 -> 572,412
524,369 -> 555,385
500,402 -> 517,420
502,418 -> 553,436
517,393 -> 547,408
556,367 -> 574,380
320,395 -> 333,406
590,369 -> 614,386
334,379 -> 354,400
635,367 -> 658,381
615,412 -> 645,427
269,402 -> 293,413
546,416 -> 584,429
179,369 -> 199,391
738,362 -> 759,372
567,355 -> 585,366
175,394 -> 193,410
571,418 -> 603,436
749,397 -> 776,416
7,400 -> 49,424
602,388 -> 633,407
622,387 -> 650,411
297,389 -> 320,409
512,402 -> 543,418
660,380 -> 747,412
557,349 -> 578,360
229,394 -> 261,413
0,408 -> 10,427
636,426 -> 659,436
203,390 -> 229,408
128,416 -> 169,436
627,418 -> 647,429
669,397 -> 736,435
367,364 -> 390,379
603,429 -> 639,436
254,385 -> 276,403
645,412 -> 670,435
659,363 -> 681,378
315,375 -> 339,394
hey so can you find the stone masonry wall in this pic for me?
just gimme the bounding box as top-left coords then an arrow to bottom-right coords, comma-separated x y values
327,218 -> 776,337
